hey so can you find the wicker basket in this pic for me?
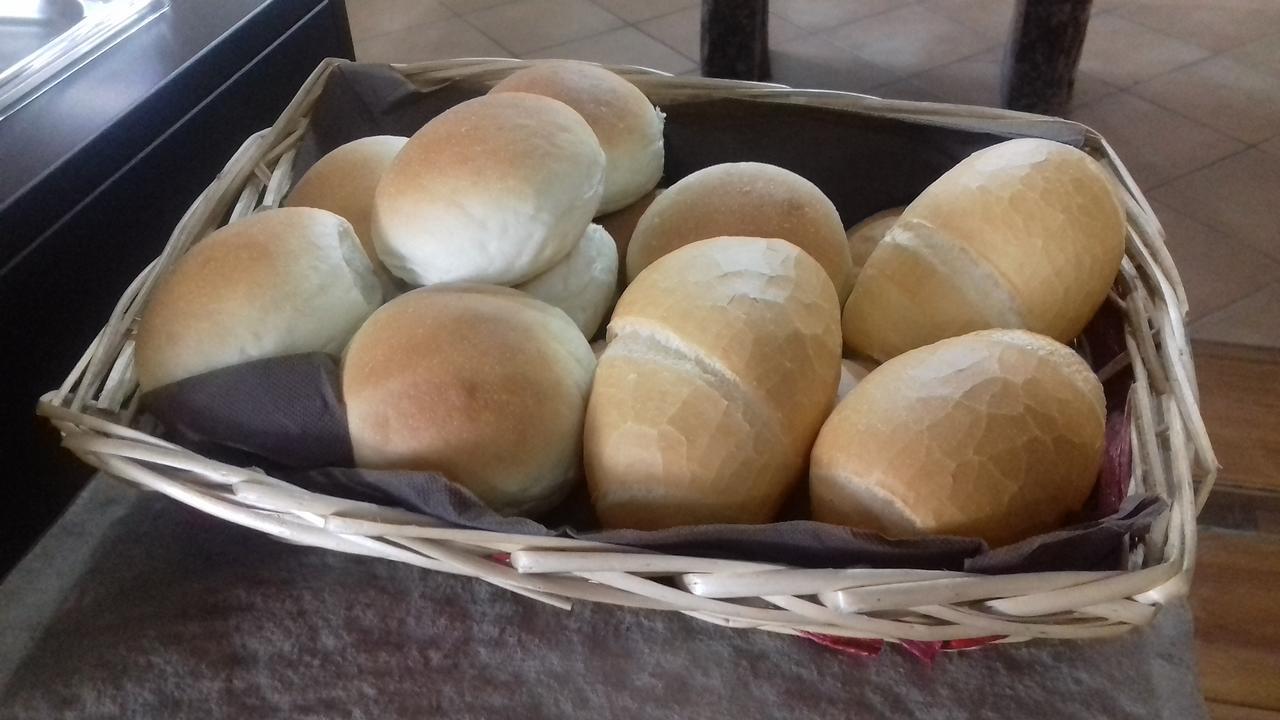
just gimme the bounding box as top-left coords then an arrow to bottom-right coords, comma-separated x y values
38,58 -> 1219,648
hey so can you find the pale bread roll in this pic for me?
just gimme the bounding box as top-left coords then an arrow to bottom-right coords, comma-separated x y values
135,207 -> 381,391
835,357 -> 876,404
844,207 -> 902,286
627,163 -> 853,302
843,139 -> 1125,361
284,135 -> 407,296
372,92 -> 605,286
598,187 -> 662,283
491,60 -> 664,214
811,329 -> 1105,547
343,284 -> 595,516
516,224 -> 618,338
586,237 -> 842,529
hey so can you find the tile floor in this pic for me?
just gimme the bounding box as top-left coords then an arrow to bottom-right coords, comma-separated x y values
349,0 -> 1280,349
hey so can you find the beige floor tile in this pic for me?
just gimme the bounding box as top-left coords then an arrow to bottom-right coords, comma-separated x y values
823,5 -> 996,77
767,12 -> 809,46
1070,93 -> 1245,189
1192,283 -> 1280,348
637,7 -> 698,60
638,7 -> 810,64
590,0 -> 695,23
464,0 -> 623,54
909,47 -> 1116,110
1261,136 -> 1280,158
922,0 -> 1016,39
1116,1 -> 1280,53
1079,15 -> 1208,88
1224,33 -> 1280,79
437,0 -> 512,13
347,0 -> 454,41
355,16 -> 509,63
525,26 -> 696,74
1150,201 -> 1280,321
769,34 -> 898,93
770,0 -> 899,31
1134,57 -> 1280,144
1152,149 -> 1280,261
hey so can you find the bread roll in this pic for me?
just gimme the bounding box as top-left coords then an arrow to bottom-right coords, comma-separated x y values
135,207 -> 381,391
835,357 -> 875,404
586,237 -> 842,529
845,207 -> 902,286
491,60 -> 664,214
843,139 -> 1125,361
372,92 -> 605,286
598,188 -> 661,282
811,329 -> 1105,547
515,224 -> 617,338
284,135 -> 407,296
343,284 -> 595,516
627,163 -> 853,302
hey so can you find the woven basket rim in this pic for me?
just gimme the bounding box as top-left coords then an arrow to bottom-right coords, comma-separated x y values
36,57 -> 1218,646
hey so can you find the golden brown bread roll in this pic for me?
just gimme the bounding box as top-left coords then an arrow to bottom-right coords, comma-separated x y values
810,329 -> 1106,547
626,163 -> 854,302
284,135 -> 407,296
585,237 -> 843,529
343,285 -> 595,516
491,60 -> 664,214
843,139 -> 1126,361
372,92 -> 605,287
135,207 -> 381,391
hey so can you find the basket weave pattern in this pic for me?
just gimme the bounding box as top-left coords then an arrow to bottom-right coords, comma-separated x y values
38,58 -> 1219,646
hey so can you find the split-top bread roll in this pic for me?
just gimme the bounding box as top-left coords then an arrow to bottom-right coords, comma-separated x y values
515,223 -> 618,338
491,60 -> 664,214
586,237 -> 843,529
135,207 -> 381,391
627,162 -> 854,302
284,135 -> 407,295
845,207 -> 902,286
843,139 -> 1125,361
372,92 -> 605,287
811,329 -> 1106,547
343,285 -> 596,516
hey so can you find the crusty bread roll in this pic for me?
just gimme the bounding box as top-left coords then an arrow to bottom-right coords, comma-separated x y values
372,92 -> 605,287
491,60 -> 664,214
135,207 -> 381,391
284,135 -> 407,296
585,237 -> 842,529
811,329 -> 1105,547
627,163 -> 853,302
515,224 -> 617,338
835,357 -> 875,404
343,284 -> 595,516
598,188 -> 661,283
845,207 -> 902,286
843,139 -> 1125,361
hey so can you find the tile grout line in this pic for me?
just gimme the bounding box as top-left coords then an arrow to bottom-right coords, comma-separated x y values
1122,56 -> 1273,146
1106,4 -> 1274,58
454,7 -> 523,56
349,3 -> 461,48
1189,281 -> 1280,341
